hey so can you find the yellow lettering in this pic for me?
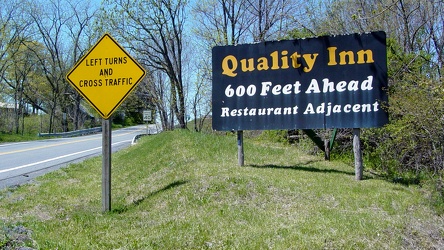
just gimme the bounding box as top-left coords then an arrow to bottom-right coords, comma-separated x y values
270,51 -> 279,70
222,55 -> 238,77
257,57 -> 269,71
339,51 -> 355,65
290,52 -> 302,68
327,47 -> 337,66
302,53 -> 318,72
240,58 -> 254,72
356,49 -> 374,64
281,51 -> 289,69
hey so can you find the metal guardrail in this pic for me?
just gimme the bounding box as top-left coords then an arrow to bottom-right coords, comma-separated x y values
38,127 -> 102,138
131,125 -> 162,145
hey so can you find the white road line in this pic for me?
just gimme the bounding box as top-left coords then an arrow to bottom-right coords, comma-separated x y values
0,140 -> 129,174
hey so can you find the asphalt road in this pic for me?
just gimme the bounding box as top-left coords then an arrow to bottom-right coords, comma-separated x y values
0,124 -> 159,190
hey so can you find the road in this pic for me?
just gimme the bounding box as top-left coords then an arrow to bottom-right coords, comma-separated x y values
0,124 -> 159,190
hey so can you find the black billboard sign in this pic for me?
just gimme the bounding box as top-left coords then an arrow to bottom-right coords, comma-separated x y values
212,31 -> 388,131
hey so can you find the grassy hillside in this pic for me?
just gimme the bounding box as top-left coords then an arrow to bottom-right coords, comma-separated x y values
1,130 -> 443,249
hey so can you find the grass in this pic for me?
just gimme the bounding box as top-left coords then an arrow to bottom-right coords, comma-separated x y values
0,132 -> 40,143
1,130 -> 443,249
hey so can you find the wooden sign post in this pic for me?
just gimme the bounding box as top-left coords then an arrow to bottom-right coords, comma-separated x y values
237,131 -> 244,166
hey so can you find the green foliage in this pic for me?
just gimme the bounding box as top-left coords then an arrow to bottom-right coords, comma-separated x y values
112,113 -> 138,127
423,175 -> 444,214
362,38 -> 444,187
0,114 -> 49,142
386,38 -> 434,79
257,130 -> 289,144
363,77 -> 444,180
284,28 -> 317,39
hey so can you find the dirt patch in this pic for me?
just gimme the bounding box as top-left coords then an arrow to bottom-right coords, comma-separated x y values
0,224 -> 36,250
402,216 -> 444,249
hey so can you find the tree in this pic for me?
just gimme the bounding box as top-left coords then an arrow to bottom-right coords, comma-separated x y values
0,0 -> 30,92
302,0 -> 443,72
26,0 -> 72,133
25,0 -> 101,133
144,71 -> 175,130
64,0 -> 100,130
246,0 -> 301,42
102,0 -> 187,129
0,0 -> 32,133
192,0 -> 251,46
191,0 -> 304,132
299,0 -> 444,182
190,61 -> 211,132
5,42 -> 41,134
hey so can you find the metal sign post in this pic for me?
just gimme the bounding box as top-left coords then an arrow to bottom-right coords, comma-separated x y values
143,110 -> 151,134
102,119 -> 111,211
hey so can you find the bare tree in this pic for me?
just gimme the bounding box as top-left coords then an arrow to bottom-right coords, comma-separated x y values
102,0 -> 188,129
413,0 -> 443,78
26,0 -> 73,133
192,0 -> 252,46
151,71 -> 174,130
190,60 -> 212,132
191,0 -> 304,133
246,0 -> 300,42
65,0 -> 100,130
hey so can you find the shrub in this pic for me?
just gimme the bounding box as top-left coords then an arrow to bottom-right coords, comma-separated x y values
363,74 -> 444,178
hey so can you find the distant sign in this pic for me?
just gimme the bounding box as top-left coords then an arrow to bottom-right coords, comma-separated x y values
66,34 -> 146,119
143,110 -> 152,122
212,31 -> 388,131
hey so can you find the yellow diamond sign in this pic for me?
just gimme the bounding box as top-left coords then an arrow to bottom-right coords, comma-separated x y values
66,33 -> 146,119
